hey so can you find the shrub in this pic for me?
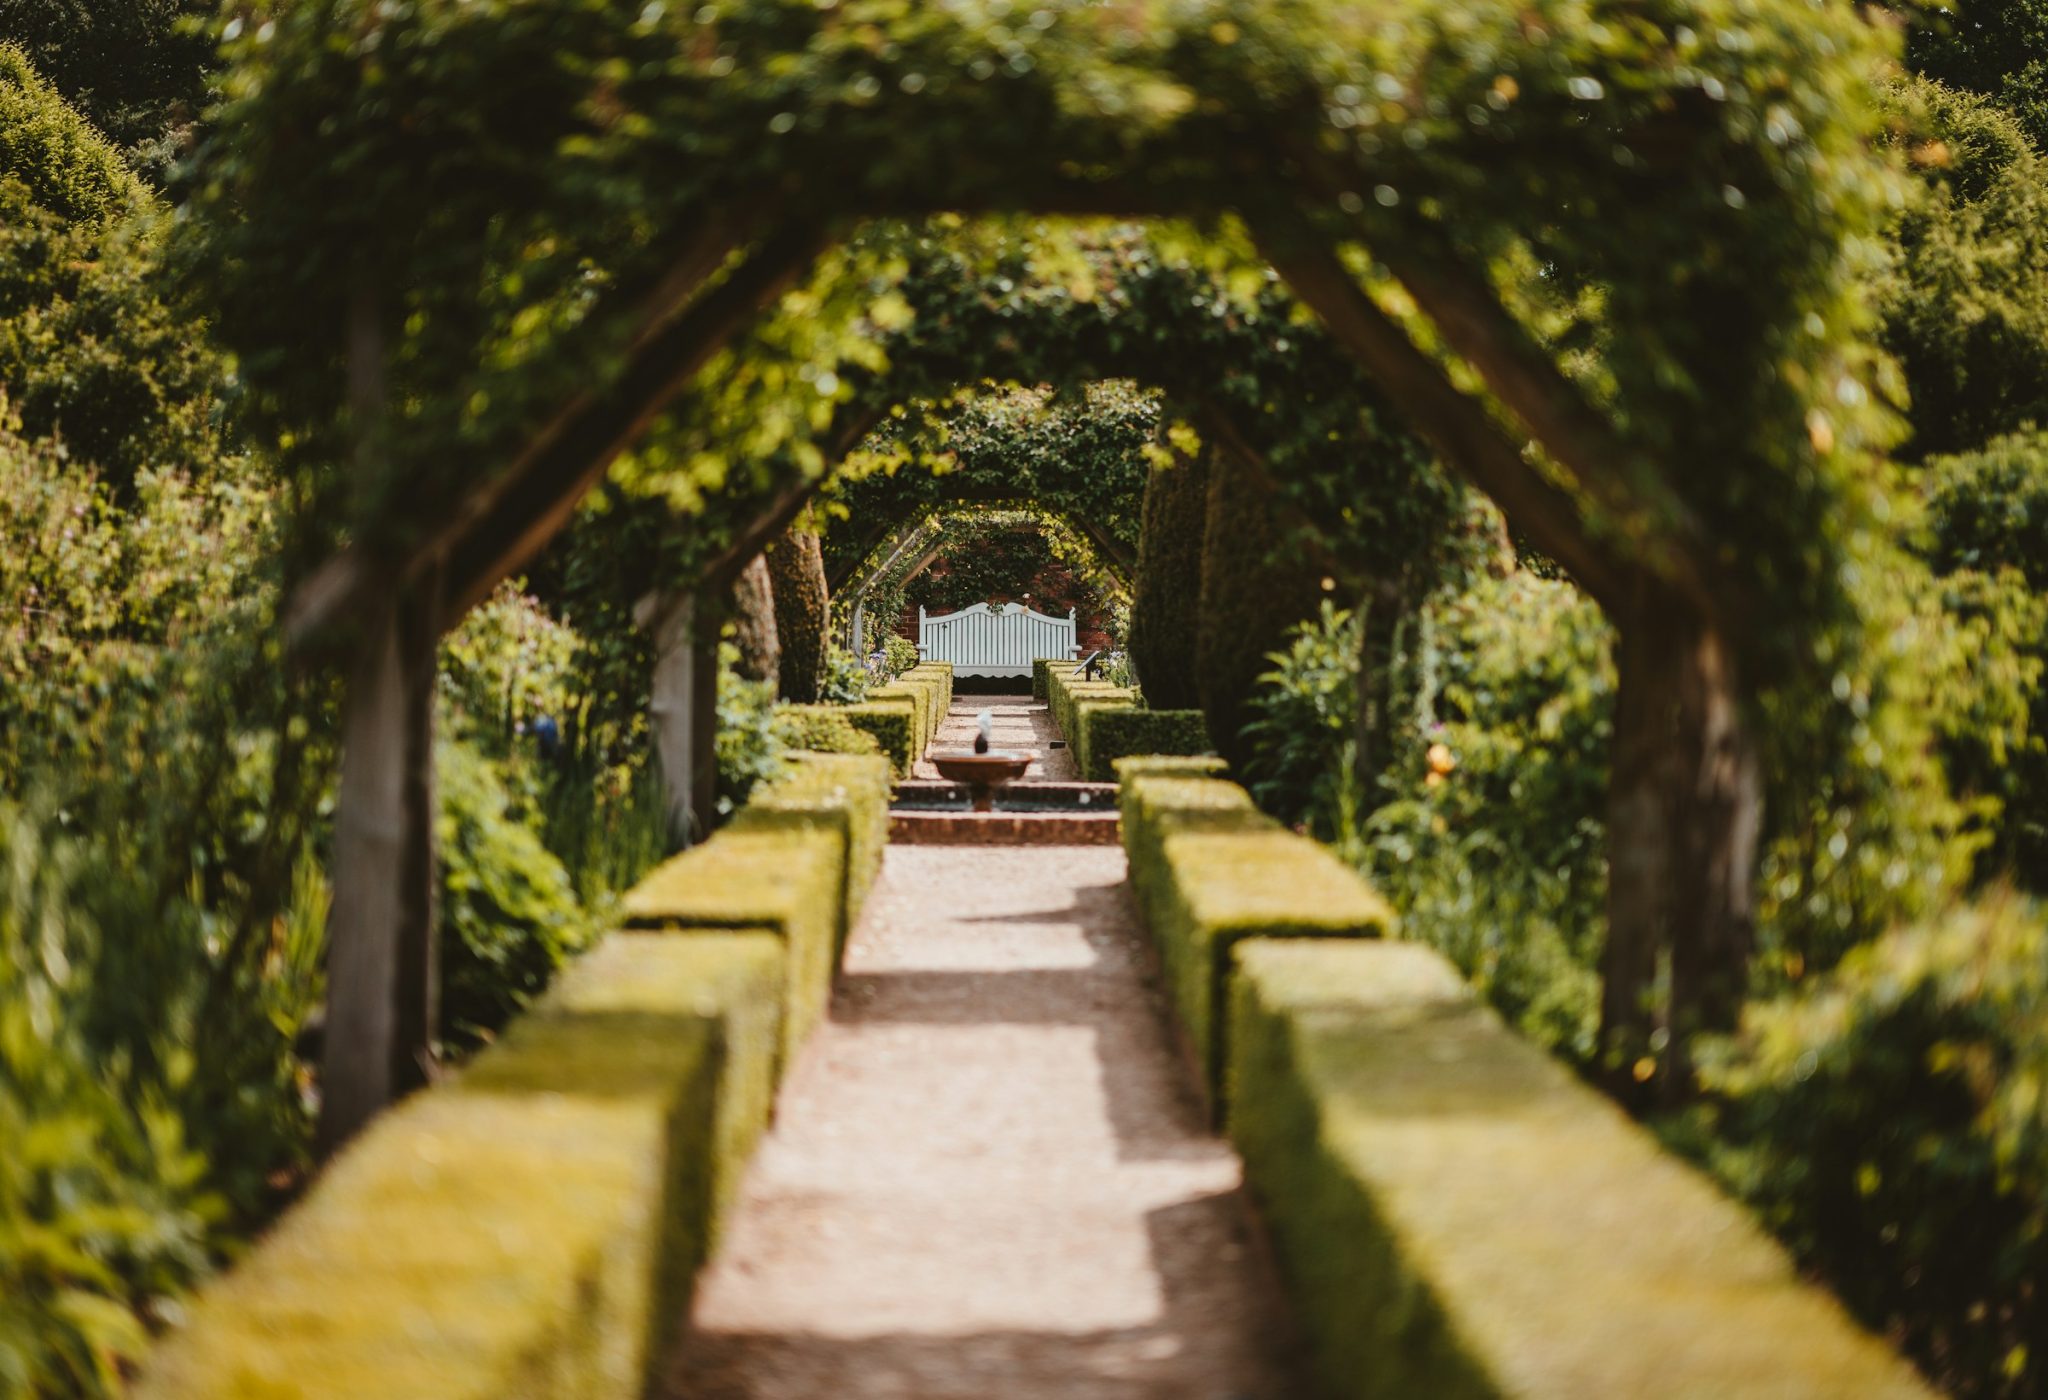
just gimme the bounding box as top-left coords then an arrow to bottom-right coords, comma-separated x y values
0,53 -> 225,496
435,739 -> 588,1054
1357,572 -> 1613,1063
1081,708 -> 1210,782
777,705 -> 882,758
815,643 -> 871,704
1240,601 -> 1362,834
0,8 -> 216,161
1876,79 -> 2048,458
880,633 -> 918,680
827,703 -> 917,776
439,582 -> 581,765
1112,754 -> 1229,782
1119,772 -> 1393,1109
714,647 -> 788,818
1690,896 -> 2048,1398
0,802 -> 220,1398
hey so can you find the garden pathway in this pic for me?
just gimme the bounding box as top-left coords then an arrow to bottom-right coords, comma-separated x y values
913,694 -> 1078,782
659,845 -> 1303,1399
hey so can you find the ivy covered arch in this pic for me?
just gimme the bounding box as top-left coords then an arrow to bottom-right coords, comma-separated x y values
818,381 -> 1159,590
835,501 -> 1131,658
188,0 -> 1903,1140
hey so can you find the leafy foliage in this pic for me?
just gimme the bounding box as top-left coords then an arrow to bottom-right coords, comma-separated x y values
0,803 -> 223,1399
1876,79 -> 2048,458
1918,432 -> 2048,885
0,4 -> 215,164
1691,895 -> 2048,1399
1360,572 -> 1615,1063
1127,444 -> 1207,710
776,705 -> 880,759
1901,0 -> 2048,149
715,645 -> 789,819
0,52 -> 225,498
822,381 -> 1153,585
1240,601 -> 1362,836
435,739 -> 587,1053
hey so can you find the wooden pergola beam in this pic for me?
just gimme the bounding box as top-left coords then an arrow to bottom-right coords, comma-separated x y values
1251,227 -> 1631,613
284,218 -> 823,646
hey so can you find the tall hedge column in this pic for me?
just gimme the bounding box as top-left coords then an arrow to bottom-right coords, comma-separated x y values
1196,443 -> 1326,770
767,523 -> 828,702
1128,437 -> 1207,710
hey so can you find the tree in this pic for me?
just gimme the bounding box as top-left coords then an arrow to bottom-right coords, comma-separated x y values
767,525 -> 828,704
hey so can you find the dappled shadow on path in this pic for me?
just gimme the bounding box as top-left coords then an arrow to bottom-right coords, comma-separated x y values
664,1192 -> 1307,1400
658,847 -> 1307,1400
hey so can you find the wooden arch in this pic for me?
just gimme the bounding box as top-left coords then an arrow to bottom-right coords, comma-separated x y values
217,3 -> 1897,1146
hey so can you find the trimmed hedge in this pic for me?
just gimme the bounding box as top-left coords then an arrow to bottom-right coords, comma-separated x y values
731,752 -> 892,943
1032,656 -> 1060,702
1195,447 -> 1327,771
1128,450 -> 1207,710
1229,939 -> 1935,1400
623,827 -> 842,1064
136,932 -> 783,1400
1042,667 -> 1213,779
1112,754 -> 1229,782
861,661 -> 953,771
1043,667 -> 1137,774
1082,708 -> 1211,781
819,702 -> 917,775
776,704 -> 882,758
1119,773 -> 1392,1105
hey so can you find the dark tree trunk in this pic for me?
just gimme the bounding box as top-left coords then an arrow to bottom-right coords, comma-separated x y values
1128,438 -> 1208,710
767,525 -> 829,703
728,554 -> 780,683
1599,578 -> 1762,1104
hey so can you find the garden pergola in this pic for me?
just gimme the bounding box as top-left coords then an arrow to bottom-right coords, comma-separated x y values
188,0 -> 1902,1145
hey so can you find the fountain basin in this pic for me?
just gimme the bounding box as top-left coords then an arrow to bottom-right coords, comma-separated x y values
929,750 -> 1034,811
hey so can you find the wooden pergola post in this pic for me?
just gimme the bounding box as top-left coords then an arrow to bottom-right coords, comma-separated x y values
317,580 -> 442,1153
645,588 -> 721,848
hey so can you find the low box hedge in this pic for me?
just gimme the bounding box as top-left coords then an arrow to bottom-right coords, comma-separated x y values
1032,657 -> 1061,701
827,701 -> 918,776
622,826 -> 842,1065
777,704 -> 883,758
1120,772 -> 1392,1110
1081,708 -> 1211,781
904,660 -> 953,724
1229,939 -> 1935,1400
1043,669 -> 1138,773
136,932 -> 783,1400
731,752 -> 892,943
1112,754 -> 1229,783
1118,772 -> 1267,911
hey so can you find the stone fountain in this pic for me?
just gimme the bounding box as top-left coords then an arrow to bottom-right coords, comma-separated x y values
929,710 -> 1034,811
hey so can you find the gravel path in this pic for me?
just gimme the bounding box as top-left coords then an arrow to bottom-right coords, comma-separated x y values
914,695 -> 1078,782
660,846 -> 1303,1399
